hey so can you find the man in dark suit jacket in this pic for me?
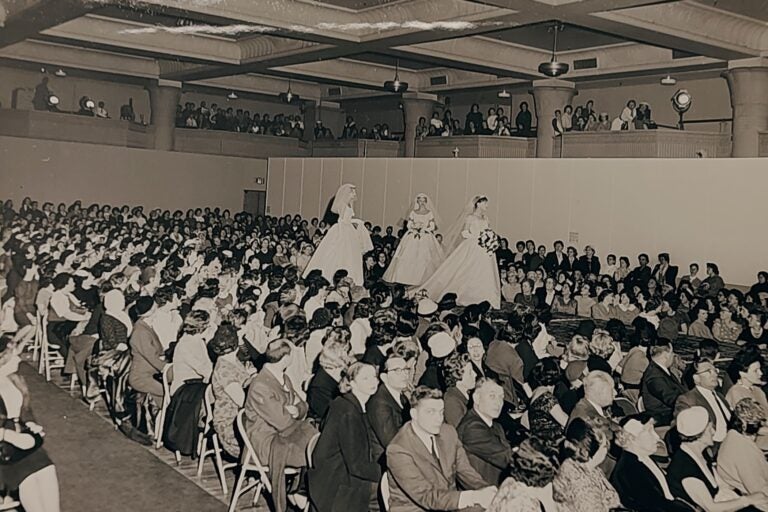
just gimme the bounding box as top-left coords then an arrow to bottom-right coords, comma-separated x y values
367,355 -> 410,465
673,359 -> 731,444
457,379 -> 512,485
651,253 -> 679,289
543,240 -> 566,275
386,387 -> 496,512
567,370 -> 616,428
641,341 -> 687,427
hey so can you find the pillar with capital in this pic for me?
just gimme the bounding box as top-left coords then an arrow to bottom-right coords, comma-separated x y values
724,58 -> 768,157
401,92 -> 439,157
147,79 -> 182,151
531,79 -> 577,158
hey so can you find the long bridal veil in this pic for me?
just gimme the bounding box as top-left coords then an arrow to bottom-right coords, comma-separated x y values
440,195 -> 485,254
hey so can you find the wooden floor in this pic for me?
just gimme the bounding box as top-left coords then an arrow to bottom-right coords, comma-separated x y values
23,353 -> 270,512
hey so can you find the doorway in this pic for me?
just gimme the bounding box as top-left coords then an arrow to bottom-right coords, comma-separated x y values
242,190 -> 266,216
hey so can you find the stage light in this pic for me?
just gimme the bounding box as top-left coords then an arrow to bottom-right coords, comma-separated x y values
671,89 -> 692,129
383,59 -> 409,93
85,98 -> 96,109
47,95 -> 59,106
538,23 -> 569,78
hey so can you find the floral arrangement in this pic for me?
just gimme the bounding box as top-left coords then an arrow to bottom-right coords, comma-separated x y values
478,228 -> 500,254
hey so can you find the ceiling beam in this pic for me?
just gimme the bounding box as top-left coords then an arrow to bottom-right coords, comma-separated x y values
0,0 -> 100,50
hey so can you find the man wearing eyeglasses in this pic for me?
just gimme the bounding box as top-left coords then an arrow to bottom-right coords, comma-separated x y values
368,354 -> 412,466
674,359 -> 732,444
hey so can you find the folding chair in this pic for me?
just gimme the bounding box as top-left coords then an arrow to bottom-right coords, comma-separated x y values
196,384 -> 236,494
227,409 -> 303,512
37,313 -> 65,381
154,364 -> 174,450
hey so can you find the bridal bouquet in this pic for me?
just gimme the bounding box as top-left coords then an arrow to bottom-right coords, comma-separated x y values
410,220 -> 436,239
478,228 -> 500,254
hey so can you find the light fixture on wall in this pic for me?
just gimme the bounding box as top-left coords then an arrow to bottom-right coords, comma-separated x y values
538,22 -> 569,78
660,75 -> 677,86
227,91 -> 238,100
671,88 -> 692,130
497,89 -> 511,99
384,59 -> 409,93
54,68 -> 67,77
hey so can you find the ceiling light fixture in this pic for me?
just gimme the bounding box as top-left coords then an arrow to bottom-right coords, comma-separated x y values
660,75 -> 677,86
279,80 -> 300,103
54,68 -> 67,77
227,91 -> 238,100
384,59 -> 409,93
497,89 -> 511,99
538,22 -> 569,78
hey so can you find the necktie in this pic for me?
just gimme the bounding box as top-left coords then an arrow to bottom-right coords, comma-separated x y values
712,391 -> 731,421
430,436 -> 441,467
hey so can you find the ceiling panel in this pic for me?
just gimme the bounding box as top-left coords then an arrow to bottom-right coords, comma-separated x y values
347,52 -> 438,70
692,0 -> 768,22
485,22 -> 627,51
312,0 -> 400,10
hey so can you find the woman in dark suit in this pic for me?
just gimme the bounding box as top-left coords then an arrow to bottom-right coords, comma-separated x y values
308,362 -> 381,512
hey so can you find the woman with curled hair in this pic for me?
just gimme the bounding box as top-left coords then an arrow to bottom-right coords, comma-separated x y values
308,362 -> 381,512
170,309 -> 214,395
717,398 -> 768,498
553,418 -> 620,512
527,357 -> 569,444
488,438 -> 560,512
442,352 -> 476,427
306,334 -> 355,421
587,329 -> 616,373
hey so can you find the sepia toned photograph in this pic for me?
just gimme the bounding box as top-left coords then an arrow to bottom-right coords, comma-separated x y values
1,0 -> 767,510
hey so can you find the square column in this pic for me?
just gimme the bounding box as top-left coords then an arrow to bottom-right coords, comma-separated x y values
531,79 -> 577,158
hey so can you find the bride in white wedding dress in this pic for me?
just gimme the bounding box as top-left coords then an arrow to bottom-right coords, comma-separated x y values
383,193 -> 444,286
302,184 -> 373,286
415,195 -> 501,309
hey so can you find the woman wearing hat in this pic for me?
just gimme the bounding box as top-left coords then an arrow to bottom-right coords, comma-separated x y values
667,405 -> 768,511
210,324 -> 252,458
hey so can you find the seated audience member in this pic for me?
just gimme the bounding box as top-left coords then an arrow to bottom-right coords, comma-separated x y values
641,339 -> 687,427
443,352 -> 476,428
367,354 -> 411,465
513,279 -> 539,310
170,310 -> 214,396
568,370 -> 615,429
658,294 -> 688,341
712,307 -> 742,343
575,283 -> 596,317
673,359 -> 731,445
457,378 -> 513,485
591,290 -> 616,321
553,418 -> 620,512
611,415 -> 694,511
128,296 -> 165,405
488,438 -> 559,512
738,309 -> 768,348
697,263 -> 724,298
725,348 -> 768,413
309,362 -> 381,512
210,324 -> 252,458
465,335 -> 487,378
619,322 -> 652,401
362,308 -> 398,369
651,253 -> 678,289
528,358 -> 569,445
306,335 -> 354,421
386,386 -> 496,512
587,329 -> 616,373
244,339 -> 318,512
551,281 -> 577,316
687,305 -> 714,339
47,272 -> 89,358
667,406 -> 768,511
717,398 -> 768,499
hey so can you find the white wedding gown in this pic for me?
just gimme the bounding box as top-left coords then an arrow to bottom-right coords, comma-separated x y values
383,211 -> 445,286
302,205 -> 373,286
417,214 -> 501,309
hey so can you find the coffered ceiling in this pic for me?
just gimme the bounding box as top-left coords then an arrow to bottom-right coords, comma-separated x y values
0,0 -> 765,101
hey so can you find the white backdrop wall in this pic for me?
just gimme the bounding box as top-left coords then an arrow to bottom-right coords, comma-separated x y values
267,157 -> 768,286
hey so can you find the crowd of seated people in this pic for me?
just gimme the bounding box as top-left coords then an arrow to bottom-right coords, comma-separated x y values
336,116 -> 400,142
175,101 -> 305,139
553,99 -> 657,135
1,195 -> 768,512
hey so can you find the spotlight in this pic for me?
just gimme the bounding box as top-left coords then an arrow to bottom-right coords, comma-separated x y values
671,89 -> 692,129
85,99 -> 96,109
47,94 -> 60,106
54,68 -> 67,77
227,91 -> 238,100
